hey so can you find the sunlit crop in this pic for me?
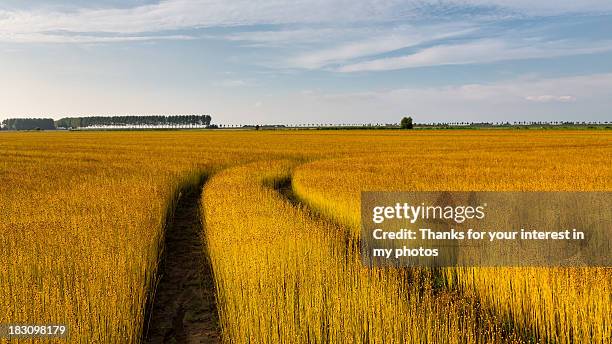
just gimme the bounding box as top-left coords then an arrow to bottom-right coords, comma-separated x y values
292,130 -> 612,343
1,130 -> 609,343
202,160 -> 521,343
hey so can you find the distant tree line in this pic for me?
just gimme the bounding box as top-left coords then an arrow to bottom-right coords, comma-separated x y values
418,121 -> 611,127
1,118 -> 56,130
55,115 -> 212,128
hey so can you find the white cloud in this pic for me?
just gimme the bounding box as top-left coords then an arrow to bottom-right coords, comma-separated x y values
338,38 -> 612,72
0,1 -> 415,39
525,95 -> 576,102
295,73 -> 612,122
223,27 -> 361,46
1,0 -> 611,43
460,0 -> 612,15
388,73 -> 610,104
288,24 -> 475,69
0,32 -> 193,43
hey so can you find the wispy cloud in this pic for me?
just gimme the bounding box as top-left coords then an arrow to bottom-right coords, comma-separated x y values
0,32 -> 193,43
295,73 -> 612,122
1,0 -> 612,43
0,1 -> 418,40
301,73 -> 612,106
222,27 -> 361,46
525,95 -> 576,102
459,0 -> 612,16
337,38 -> 612,72
287,24 -> 476,69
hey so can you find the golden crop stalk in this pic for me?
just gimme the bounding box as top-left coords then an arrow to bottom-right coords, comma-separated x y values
1,130 -> 609,343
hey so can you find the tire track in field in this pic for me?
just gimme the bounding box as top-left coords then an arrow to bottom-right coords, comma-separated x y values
145,178 -> 220,344
273,174 -> 529,344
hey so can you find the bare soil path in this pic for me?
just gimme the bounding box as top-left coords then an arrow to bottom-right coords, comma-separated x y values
145,182 -> 220,344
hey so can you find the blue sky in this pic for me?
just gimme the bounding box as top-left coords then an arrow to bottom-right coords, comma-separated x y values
1,0 -> 611,124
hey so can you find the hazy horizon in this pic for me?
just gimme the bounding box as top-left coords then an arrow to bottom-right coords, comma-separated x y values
1,1 -> 611,124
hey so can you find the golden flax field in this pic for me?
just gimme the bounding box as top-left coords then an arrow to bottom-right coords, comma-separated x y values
1,130 -> 610,343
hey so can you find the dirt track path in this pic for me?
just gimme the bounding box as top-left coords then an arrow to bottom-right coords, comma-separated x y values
145,183 -> 220,344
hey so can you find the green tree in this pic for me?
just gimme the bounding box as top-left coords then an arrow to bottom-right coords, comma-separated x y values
2,118 -> 55,130
400,116 -> 413,129
55,115 -> 212,128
